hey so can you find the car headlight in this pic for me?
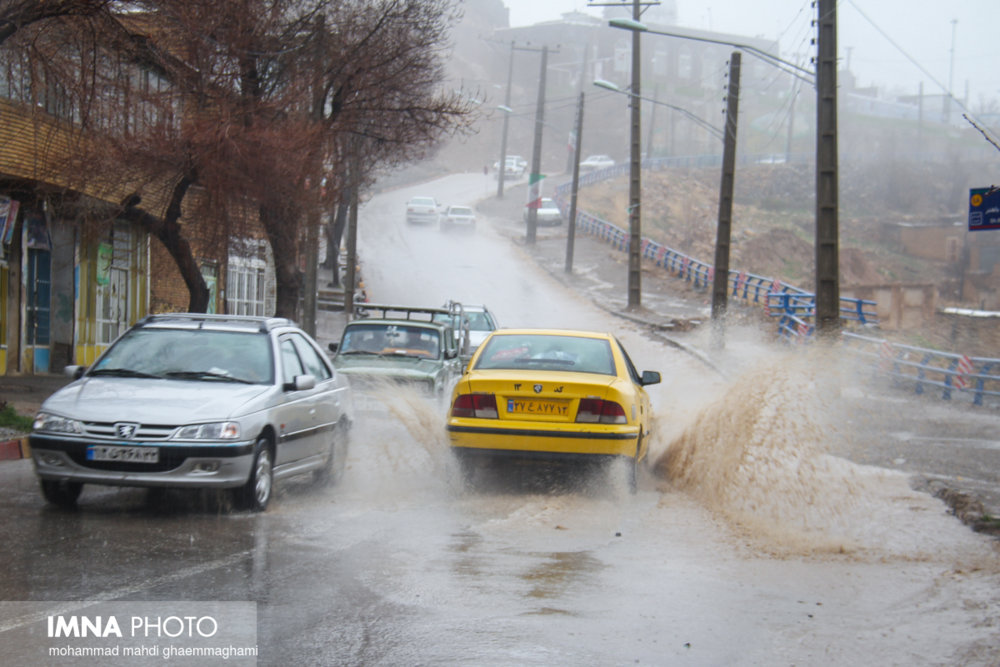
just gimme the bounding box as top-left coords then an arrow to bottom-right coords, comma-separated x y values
174,422 -> 241,440
32,412 -> 84,434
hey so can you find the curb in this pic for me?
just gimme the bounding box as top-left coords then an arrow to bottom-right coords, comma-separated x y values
0,436 -> 30,462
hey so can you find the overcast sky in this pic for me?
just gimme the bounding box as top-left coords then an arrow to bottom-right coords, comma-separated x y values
502,0 -> 1000,110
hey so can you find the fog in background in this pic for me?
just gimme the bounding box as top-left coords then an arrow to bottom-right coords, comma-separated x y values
503,0 -> 1000,110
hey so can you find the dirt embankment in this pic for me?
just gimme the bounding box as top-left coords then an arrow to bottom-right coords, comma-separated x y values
576,163 -> 960,292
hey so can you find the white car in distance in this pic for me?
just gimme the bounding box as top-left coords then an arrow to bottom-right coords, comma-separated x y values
579,154 -> 615,171
440,205 -> 476,232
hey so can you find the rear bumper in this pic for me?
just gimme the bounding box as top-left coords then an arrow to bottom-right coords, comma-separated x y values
446,422 -> 640,458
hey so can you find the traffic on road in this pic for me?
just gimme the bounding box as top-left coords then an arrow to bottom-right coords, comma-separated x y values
1,174 -> 997,665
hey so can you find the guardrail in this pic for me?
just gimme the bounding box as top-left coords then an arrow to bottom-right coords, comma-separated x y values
554,157 -> 999,408
556,179 -> 878,335
841,332 -> 1000,407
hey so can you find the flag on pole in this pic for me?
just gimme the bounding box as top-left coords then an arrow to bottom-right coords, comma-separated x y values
527,172 -> 546,209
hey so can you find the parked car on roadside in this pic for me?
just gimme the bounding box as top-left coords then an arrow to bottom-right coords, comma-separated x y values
493,155 -> 527,179
523,197 -> 563,226
440,205 -> 476,232
406,196 -> 442,225
29,313 -> 353,512
579,154 -> 615,171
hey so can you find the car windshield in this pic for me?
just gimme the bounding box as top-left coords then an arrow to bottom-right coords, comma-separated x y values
410,197 -> 435,206
465,311 -> 494,332
474,334 -> 615,375
91,328 -> 274,384
540,199 -> 557,210
339,323 -> 441,359
449,207 -> 473,216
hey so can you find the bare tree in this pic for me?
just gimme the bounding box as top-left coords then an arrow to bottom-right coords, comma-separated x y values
2,0 -> 477,316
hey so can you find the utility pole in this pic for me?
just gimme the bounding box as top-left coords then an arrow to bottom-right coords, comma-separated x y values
566,91 -> 585,273
342,152 -> 359,319
711,52 -> 740,350
814,0 -> 839,336
302,15 -> 325,336
626,0 -> 642,309
525,44 -> 548,245
497,41 -> 515,199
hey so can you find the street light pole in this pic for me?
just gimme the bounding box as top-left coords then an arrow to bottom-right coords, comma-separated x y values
526,45 -> 548,245
497,41 -> 515,199
566,91 -> 584,273
626,0 -> 642,309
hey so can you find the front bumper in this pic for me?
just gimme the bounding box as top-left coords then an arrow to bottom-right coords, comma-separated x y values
29,434 -> 255,489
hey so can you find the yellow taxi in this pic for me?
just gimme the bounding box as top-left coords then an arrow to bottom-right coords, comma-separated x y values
446,329 -> 660,491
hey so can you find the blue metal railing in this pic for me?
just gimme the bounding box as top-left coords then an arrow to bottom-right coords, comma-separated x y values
555,174 -> 879,336
553,156 -> 998,408
841,333 -> 1000,406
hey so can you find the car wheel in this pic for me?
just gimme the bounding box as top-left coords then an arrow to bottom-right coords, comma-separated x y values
314,420 -> 349,486
40,479 -> 83,508
234,437 -> 273,512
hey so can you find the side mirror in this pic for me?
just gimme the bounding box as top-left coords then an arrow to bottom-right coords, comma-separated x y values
286,374 -> 316,392
328,342 -> 339,353
640,370 -> 661,386
65,365 -> 86,380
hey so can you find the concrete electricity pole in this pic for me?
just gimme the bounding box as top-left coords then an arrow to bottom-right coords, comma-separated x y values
525,44 -> 548,245
710,52 -> 741,350
814,0 -> 840,336
566,91 -> 585,273
626,0 -> 642,309
496,41 -> 515,199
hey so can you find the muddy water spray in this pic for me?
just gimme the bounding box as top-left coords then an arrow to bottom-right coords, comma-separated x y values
654,349 -> 883,553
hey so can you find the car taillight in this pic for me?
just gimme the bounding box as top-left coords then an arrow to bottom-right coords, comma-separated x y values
451,393 -> 498,419
576,398 -> 627,424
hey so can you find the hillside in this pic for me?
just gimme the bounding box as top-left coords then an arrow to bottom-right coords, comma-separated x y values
575,161 -> 966,295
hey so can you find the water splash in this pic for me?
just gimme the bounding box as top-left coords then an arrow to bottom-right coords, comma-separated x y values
651,348 -> 955,557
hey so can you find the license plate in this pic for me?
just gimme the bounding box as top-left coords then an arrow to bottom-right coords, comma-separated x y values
87,445 -> 159,464
506,398 -> 569,416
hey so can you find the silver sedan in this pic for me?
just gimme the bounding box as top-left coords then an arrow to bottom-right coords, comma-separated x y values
29,313 -> 353,511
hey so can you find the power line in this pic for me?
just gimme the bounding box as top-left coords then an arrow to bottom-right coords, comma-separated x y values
845,0 -> 1000,143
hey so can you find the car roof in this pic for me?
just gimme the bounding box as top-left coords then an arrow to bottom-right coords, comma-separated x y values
349,304 -> 456,331
485,328 -> 611,340
135,313 -> 296,334
348,318 -> 444,330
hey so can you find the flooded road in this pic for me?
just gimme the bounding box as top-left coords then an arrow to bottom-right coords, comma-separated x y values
0,173 -> 996,665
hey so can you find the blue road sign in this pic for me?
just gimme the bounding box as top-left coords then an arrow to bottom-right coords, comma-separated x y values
968,187 -> 1000,231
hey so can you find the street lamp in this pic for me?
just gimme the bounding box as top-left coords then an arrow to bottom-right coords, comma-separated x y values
608,18 -> 814,86
606,9 -> 645,309
497,41 -> 515,199
609,14 -> 840,340
593,79 -> 724,140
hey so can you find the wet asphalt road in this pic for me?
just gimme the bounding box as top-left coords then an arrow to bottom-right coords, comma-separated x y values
0,173 -> 997,666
